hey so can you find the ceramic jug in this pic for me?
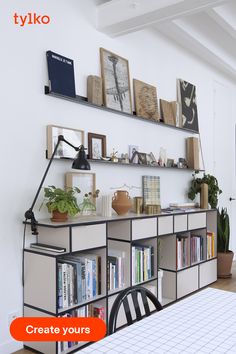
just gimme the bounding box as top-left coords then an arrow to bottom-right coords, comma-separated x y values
112,190 -> 132,215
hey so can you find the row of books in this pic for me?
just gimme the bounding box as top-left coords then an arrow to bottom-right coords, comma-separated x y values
108,251 -> 125,291
58,254 -> 101,309
207,231 -> 215,259
176,236 -> 189,269
191,235 -> 204,264
58,304 -> 105,353
132,245 -> 154,284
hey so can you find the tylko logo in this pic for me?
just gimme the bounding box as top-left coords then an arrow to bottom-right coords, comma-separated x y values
13,12 -> 51,26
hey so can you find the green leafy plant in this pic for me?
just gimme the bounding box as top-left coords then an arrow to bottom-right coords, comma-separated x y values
188,173 -> 222,208
217,208 -> 230,253
42,185 -> 81,216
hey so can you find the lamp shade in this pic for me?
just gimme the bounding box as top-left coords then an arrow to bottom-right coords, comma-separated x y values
72,145 -> 91,170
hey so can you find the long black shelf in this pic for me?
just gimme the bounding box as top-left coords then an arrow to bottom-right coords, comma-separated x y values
44,86 -> 199,134
89,159 -> 204,172
50,154 -> 204,172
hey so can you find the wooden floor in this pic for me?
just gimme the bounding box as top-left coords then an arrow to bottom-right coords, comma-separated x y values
13,262 -> 236,354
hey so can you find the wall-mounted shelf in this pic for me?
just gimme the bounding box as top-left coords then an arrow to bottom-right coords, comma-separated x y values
44,86 -> 199,135
47,154 -> 204,172
88,159 -> 204,172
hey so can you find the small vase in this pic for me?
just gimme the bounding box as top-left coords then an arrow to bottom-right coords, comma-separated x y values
79,197 -> 96,216
51,210 -> 68,222
112,190 -> 132,215
200,183 -> 208,209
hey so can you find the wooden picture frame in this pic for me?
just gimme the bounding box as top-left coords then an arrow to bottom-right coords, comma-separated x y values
47,125 -> 84,159
133,79 -> 159,121
88,132 -> 107,159
100,48 -> 132,114
65,172 -> 96,204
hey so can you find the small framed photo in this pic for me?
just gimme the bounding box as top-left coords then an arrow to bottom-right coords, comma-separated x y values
167,158 -> 174,167
47,125 -> 84,159
65,172 -> 96,204
129,145 -> 139,163
88,133 -> 107,160
100,48 -> 132,114
146,153 -> 157,165
138,152 -> 147,165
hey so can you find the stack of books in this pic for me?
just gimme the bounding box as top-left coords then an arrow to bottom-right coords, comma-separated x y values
132,245 -> 154,284
191,235 -> 204,264
176,235 -> 189,269
58,304 -> 105,353
108,251 -> 125,291
207,231 -> 215,259
58,254 -> 101,309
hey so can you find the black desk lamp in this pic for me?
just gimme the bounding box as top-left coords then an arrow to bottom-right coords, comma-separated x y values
24,135 -> 90,235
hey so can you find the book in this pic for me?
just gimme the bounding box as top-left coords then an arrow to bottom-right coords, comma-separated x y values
30,243 -> 66,253
46,50 -> 76,98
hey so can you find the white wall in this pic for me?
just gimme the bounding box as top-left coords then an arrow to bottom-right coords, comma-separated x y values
1,0 -> 236,352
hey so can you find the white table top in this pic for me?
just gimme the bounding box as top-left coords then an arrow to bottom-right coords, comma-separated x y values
78,288 -> 236,354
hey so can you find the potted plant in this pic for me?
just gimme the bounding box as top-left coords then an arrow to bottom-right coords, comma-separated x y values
217,208 -> 234,278
42,185 -> 81,221
188,173 -> 222,208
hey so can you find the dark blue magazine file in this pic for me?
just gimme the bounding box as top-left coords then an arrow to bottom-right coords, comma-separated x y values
46,50 -> 76,98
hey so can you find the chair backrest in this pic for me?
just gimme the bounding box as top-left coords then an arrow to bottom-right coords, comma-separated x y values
108,286 -> 162,334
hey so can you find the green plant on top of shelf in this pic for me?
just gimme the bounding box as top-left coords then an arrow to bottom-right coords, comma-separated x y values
42,185 -> 81,217
188,173 -> 222,208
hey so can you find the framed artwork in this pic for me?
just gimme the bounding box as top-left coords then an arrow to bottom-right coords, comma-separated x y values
142,175 -> 161,206
100,48 -> 132,114
88,132 -> 107,159
133,79 -> 159,121
177,79 -> 199,132
129,145 -> 139,164
146,153 -> 157,165
138,152 -> 147,165
166,158 -> 174,167
47,125 -> 84,159
65,172 -> 96,204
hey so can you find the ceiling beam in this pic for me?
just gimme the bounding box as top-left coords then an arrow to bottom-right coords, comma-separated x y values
155,20 -> 236,80
207,7 -> 236,39
97,0 -> 228,37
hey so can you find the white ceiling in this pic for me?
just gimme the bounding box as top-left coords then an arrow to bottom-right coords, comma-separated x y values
96,0 -> 236,80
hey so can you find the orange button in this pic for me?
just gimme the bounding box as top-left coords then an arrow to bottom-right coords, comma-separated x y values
10,317 -> 106,342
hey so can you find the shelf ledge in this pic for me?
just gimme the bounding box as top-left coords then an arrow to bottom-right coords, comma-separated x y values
44,86 -> 200,134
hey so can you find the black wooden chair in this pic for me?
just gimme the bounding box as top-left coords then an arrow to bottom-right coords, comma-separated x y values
108,286 -> 163,335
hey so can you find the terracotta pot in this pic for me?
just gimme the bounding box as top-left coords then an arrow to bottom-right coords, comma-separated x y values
51,210 -> 68,222
217,251 -> 234,278
112,190 -> 132,215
